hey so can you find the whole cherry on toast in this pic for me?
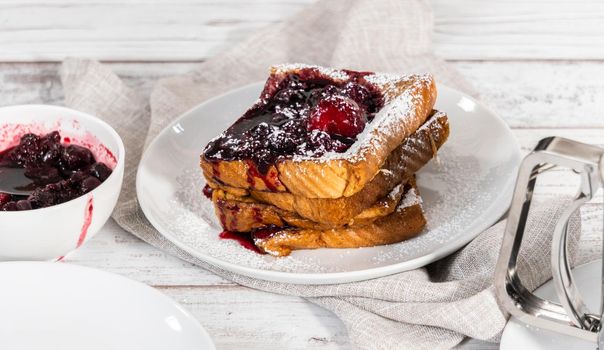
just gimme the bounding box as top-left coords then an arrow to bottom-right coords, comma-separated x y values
307,94 -> 367,138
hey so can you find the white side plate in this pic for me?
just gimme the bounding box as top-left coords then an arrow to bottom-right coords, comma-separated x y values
0,262 -> 215,350
501,260 -> 601,350
136,83 -> 521,284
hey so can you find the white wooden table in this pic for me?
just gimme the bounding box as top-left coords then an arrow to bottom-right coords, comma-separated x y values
1,1 -> 603,349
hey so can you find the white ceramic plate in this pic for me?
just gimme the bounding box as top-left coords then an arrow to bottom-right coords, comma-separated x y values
0,262 -> 215,350
137,82 -> 521,284
500,260 -> 601,350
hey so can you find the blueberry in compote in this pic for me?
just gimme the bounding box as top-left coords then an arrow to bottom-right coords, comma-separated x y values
15,200 -> 32,211
60,145 -> 94,172
89,162 -> 112,182
80,176 -> 101,193
343,81 -> 372,106
29,188 -> 56,208
24,166 -> 61,185
202,184 -> 213,199
2,202 -> 17,211
0,131 -> 114,211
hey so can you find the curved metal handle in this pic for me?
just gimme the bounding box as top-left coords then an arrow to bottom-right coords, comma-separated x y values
495,137 -> 604,343
551,169 -> 594,329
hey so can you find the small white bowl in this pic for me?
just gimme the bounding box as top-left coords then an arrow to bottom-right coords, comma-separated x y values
0,105 -> 125,261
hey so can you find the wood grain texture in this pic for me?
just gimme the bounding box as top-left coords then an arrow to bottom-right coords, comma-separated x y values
455,61 -> 604,128
157,285 -> 350,349
3,60 -> 604,128
68,226 -> 351,349
0,0 -> 314,61
432,0 -> 604,59
1,0 -> 604,61
2,60 -> 603,268
1,59 -> 602,349
2,2 -> 601,348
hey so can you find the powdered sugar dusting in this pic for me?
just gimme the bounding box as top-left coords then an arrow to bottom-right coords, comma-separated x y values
364,72 -> 433,90
292,71 -> 434,163
399,187 -> 422,209
272,63 -> 350,82
167,168 -> 332,272
140,77 -> 520,278
203,64 -> 385,168
386,183 -> 403,202
236,63 -> 436,164
371,149 -> 504,264
157,143 -> 507,274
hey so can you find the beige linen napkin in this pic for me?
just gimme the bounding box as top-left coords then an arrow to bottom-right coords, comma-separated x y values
59,0 -> 589,349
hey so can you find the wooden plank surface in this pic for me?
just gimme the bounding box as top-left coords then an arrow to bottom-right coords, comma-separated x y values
432,0 -> 604,60
2,2 -> 601,349
1,59 -> 601,349
68,221 -> 500,350
4,60 -> 604,129
0,0 -> 604,61
0,0 -> 314,61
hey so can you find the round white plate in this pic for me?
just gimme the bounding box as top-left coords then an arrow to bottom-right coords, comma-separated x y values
0,262 -> 215,350
501,260 -> 600,350
137,82 -> 521,284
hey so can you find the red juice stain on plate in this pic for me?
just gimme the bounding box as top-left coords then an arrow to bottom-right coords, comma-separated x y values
219,231 -> 263,254
63,137 -> 71,144
219,226 -> 284,254
76,196 -> 94,248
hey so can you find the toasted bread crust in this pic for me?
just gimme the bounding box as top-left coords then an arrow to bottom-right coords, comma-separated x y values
209,111 -> 449,225
200,64 -> 437,198
213,179 -> 409,232
253,184 -> 426,256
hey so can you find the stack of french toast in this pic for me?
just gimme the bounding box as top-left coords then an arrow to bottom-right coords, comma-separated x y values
200,64 -> 449,256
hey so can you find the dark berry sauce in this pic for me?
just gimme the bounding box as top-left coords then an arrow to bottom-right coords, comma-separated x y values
244,160 -> 282,191
219,225 -> 284,254
203,67 -> 384,174
202,184 -> 213,199
219,231 -> 263,254
0,131 -> 113,211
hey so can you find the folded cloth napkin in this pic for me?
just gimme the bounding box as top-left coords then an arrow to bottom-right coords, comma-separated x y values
59,0 -> 590,349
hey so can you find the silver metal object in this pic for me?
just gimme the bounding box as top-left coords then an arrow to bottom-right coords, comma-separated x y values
495,136 -> 604,348
0,167 -> 34,196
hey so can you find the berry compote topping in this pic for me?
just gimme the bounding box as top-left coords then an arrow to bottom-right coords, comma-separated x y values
219,231 -> 263,254
308,95 -> 366,138
202,184 -> 213,199
203,68 -> 384,174
0,131 -> 113,211
219,225 -> 284,254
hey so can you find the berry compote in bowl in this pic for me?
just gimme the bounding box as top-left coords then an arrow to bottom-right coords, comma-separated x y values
0,105 -> 125,261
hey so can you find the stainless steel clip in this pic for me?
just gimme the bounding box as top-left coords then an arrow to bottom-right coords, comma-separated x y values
495,136 -> 604,347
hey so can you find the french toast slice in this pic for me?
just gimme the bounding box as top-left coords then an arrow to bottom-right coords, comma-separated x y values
252,181 -> 425,257
212,179 -> 409,232
207,110 -> 448,225
201,64 -> 437,199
